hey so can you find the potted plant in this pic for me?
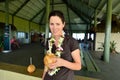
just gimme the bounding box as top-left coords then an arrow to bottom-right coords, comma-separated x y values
98,41 -> 118,60
110,41 -> 117,54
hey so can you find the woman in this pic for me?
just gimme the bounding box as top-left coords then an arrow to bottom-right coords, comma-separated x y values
10,36 -> 20,49
42,10 -> 81,80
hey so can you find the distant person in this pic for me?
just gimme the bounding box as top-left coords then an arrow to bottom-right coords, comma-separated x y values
39,34 -> 45,46
10,36 -> 20,49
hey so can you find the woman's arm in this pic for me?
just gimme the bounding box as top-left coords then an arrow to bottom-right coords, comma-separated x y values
62,49 -> 81,70
42,66 -> 48,80
48,49 -> 82,70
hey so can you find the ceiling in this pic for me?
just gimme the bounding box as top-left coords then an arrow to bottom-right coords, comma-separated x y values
0,0 -> 120,33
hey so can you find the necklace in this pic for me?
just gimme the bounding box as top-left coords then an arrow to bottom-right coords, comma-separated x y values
46,34 -> 64,76
48,35 -> 64,57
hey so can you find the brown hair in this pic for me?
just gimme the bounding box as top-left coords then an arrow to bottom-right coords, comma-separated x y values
48,10 -> 65,24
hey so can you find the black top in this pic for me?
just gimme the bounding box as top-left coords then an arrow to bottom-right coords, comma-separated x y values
44,35 -> 79,80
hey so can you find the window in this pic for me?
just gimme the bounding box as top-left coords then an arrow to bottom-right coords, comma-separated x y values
17,32 -> 25,38
73,33 -> 85,40
73,33 -> 94,40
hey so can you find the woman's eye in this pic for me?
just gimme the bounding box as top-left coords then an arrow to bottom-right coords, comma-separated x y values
56,23 -> 60,26
50,23 -> 54,26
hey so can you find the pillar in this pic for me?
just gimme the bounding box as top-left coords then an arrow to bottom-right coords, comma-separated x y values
3,0 -> 11,53
104,0 -> 112,62
44,0 -> 50,46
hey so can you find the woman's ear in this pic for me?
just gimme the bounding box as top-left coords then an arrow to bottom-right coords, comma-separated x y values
64,22 -> 65,25
63,22 -> 65,28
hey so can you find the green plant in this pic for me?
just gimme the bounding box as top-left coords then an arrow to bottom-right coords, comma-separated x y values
110,41 -> 117,54
98,41 -> 118,54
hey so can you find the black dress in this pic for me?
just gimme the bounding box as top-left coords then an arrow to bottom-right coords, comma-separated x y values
44,35 -> 80,80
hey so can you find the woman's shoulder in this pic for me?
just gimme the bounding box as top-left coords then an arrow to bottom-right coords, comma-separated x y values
64,35 -> 79,51
65,35 -> 77,41
64,34 -> 79,45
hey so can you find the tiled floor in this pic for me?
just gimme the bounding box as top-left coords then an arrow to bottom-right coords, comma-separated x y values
0,42 -> 120,80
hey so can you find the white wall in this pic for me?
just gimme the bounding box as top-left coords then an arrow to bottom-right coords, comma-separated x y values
0,69 -> 42,80
95,33 -> 120,52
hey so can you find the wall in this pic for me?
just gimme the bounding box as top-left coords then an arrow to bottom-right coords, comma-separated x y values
95,33 -> 120,52
0,11 -> 42,43
0,11 -> 12,24
0,11 -> 41,33
14,16 -> 29,33
30,22 -> 40,33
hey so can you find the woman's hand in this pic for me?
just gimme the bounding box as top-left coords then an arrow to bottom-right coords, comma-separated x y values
49,49 -> 81,70
48,57 -> 64,69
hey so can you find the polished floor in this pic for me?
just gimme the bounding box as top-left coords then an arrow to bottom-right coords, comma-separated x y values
0,42 -> 120,80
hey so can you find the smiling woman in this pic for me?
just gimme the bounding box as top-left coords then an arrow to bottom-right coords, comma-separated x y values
42,10 -> 82,80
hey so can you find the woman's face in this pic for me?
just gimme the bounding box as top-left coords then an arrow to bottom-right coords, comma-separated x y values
49,16 -> 65,37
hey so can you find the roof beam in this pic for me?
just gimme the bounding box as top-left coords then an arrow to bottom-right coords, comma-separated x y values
73,9 -> 89,23
50,2 -> 65,5
96,0 -> 106,10
113,2 -> 120,9
95,0 -> 107,17
79,0 -> 95,10
42,0 -> 45,3
39,9 -> 46,24
63,0 -> 88,23
73,0 -> 94,20
90,0 -> 106,18
64,0 -> 93,23
112,2 -> 120,13
13,0 -> 30,16
77,8 -> 92,22
30,7 -> 45,21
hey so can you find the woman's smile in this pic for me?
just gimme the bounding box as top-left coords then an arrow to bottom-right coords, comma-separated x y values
49,16 -> 65,36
